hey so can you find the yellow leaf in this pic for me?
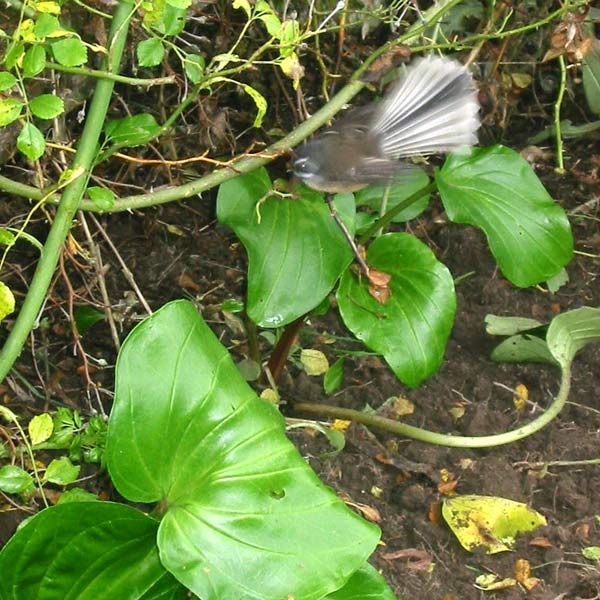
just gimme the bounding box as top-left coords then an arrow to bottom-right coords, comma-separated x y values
300,349 -> 329,376
392,396 -> 414,417
514,383 -> 528,410
474,574 -> 516,591
31,1 -> 61,14
0,281 -> 15,321
28,413 -> 54,445
331,419 -> 351,432
442,495 -> 546,554
260,388 -> 279,405
280,53 -> 304,89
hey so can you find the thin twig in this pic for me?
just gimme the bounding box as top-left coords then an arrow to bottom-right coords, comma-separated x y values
78,212 -> 121,351
88,214 -> 152,315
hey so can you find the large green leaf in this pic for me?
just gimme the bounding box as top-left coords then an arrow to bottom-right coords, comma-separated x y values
436,145 -> 573,287
583,38 -> 600,115
0,503 -> 186,600
217,169 -> 353,327
337,233 -> 455,388
106,300 -> 379,600
326,563 -> 397,599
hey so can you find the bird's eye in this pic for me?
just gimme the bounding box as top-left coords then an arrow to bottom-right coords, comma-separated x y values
293,156 -> 318,176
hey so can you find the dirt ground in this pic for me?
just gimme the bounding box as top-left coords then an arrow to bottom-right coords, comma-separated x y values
2,157 -> 599,598
1,5 -> 600,598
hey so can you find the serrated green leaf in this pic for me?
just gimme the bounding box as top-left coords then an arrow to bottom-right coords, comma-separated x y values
87,186 -> 115,211
255,0 -> 281,37
583,38 -> 600,115
45,456 -> 80,485
29,93 -> 64,119
0,97 -> 24,126
17,122 -> 45,160
0,281 -> 15,321
184,53 -> 204,83
155,4 -> 186,35
355,168 -> 430,223
0,71 -> 17,91
106,300 -> 379,600
51,37 -> 87,66
4,42 -> 25,70
34,13 -> 61,38
436,145 -> 573,287
337,233 -> 456,388
0,465 -> 34,494
29,413 -> 54,445
0,503 -> 186,599
104,113 -> 160,147
22,44 -> 46,78
137,37 -> 165,67
546,306 -> 600,369
217,170 -> 353,327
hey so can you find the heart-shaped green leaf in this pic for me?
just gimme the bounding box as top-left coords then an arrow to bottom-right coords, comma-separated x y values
106,300 -> 379,600
436,145 -> 573,287
0,503 -> 186,600
337,233 -> 455,388
217,169 -> 354,327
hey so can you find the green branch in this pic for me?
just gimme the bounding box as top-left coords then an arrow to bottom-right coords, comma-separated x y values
295,365 -> 571,448
0,0 -> 463,213
45,61 -> 176,86
0,1 -> 134,383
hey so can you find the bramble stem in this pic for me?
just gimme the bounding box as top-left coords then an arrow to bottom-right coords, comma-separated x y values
0,1 -> 134,383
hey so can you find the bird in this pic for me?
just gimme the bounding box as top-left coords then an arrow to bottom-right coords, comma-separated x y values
293,55 -> 480,193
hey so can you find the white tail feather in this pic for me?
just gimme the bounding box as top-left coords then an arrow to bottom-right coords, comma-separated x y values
372,56 -> 479,158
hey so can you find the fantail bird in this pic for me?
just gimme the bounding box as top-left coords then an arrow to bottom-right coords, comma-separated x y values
293,55 -> 480,193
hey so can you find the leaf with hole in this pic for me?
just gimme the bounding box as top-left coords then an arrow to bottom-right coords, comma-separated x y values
337,233 -> 455,388
106,300 -> 379,600
436,145 -> 573,287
